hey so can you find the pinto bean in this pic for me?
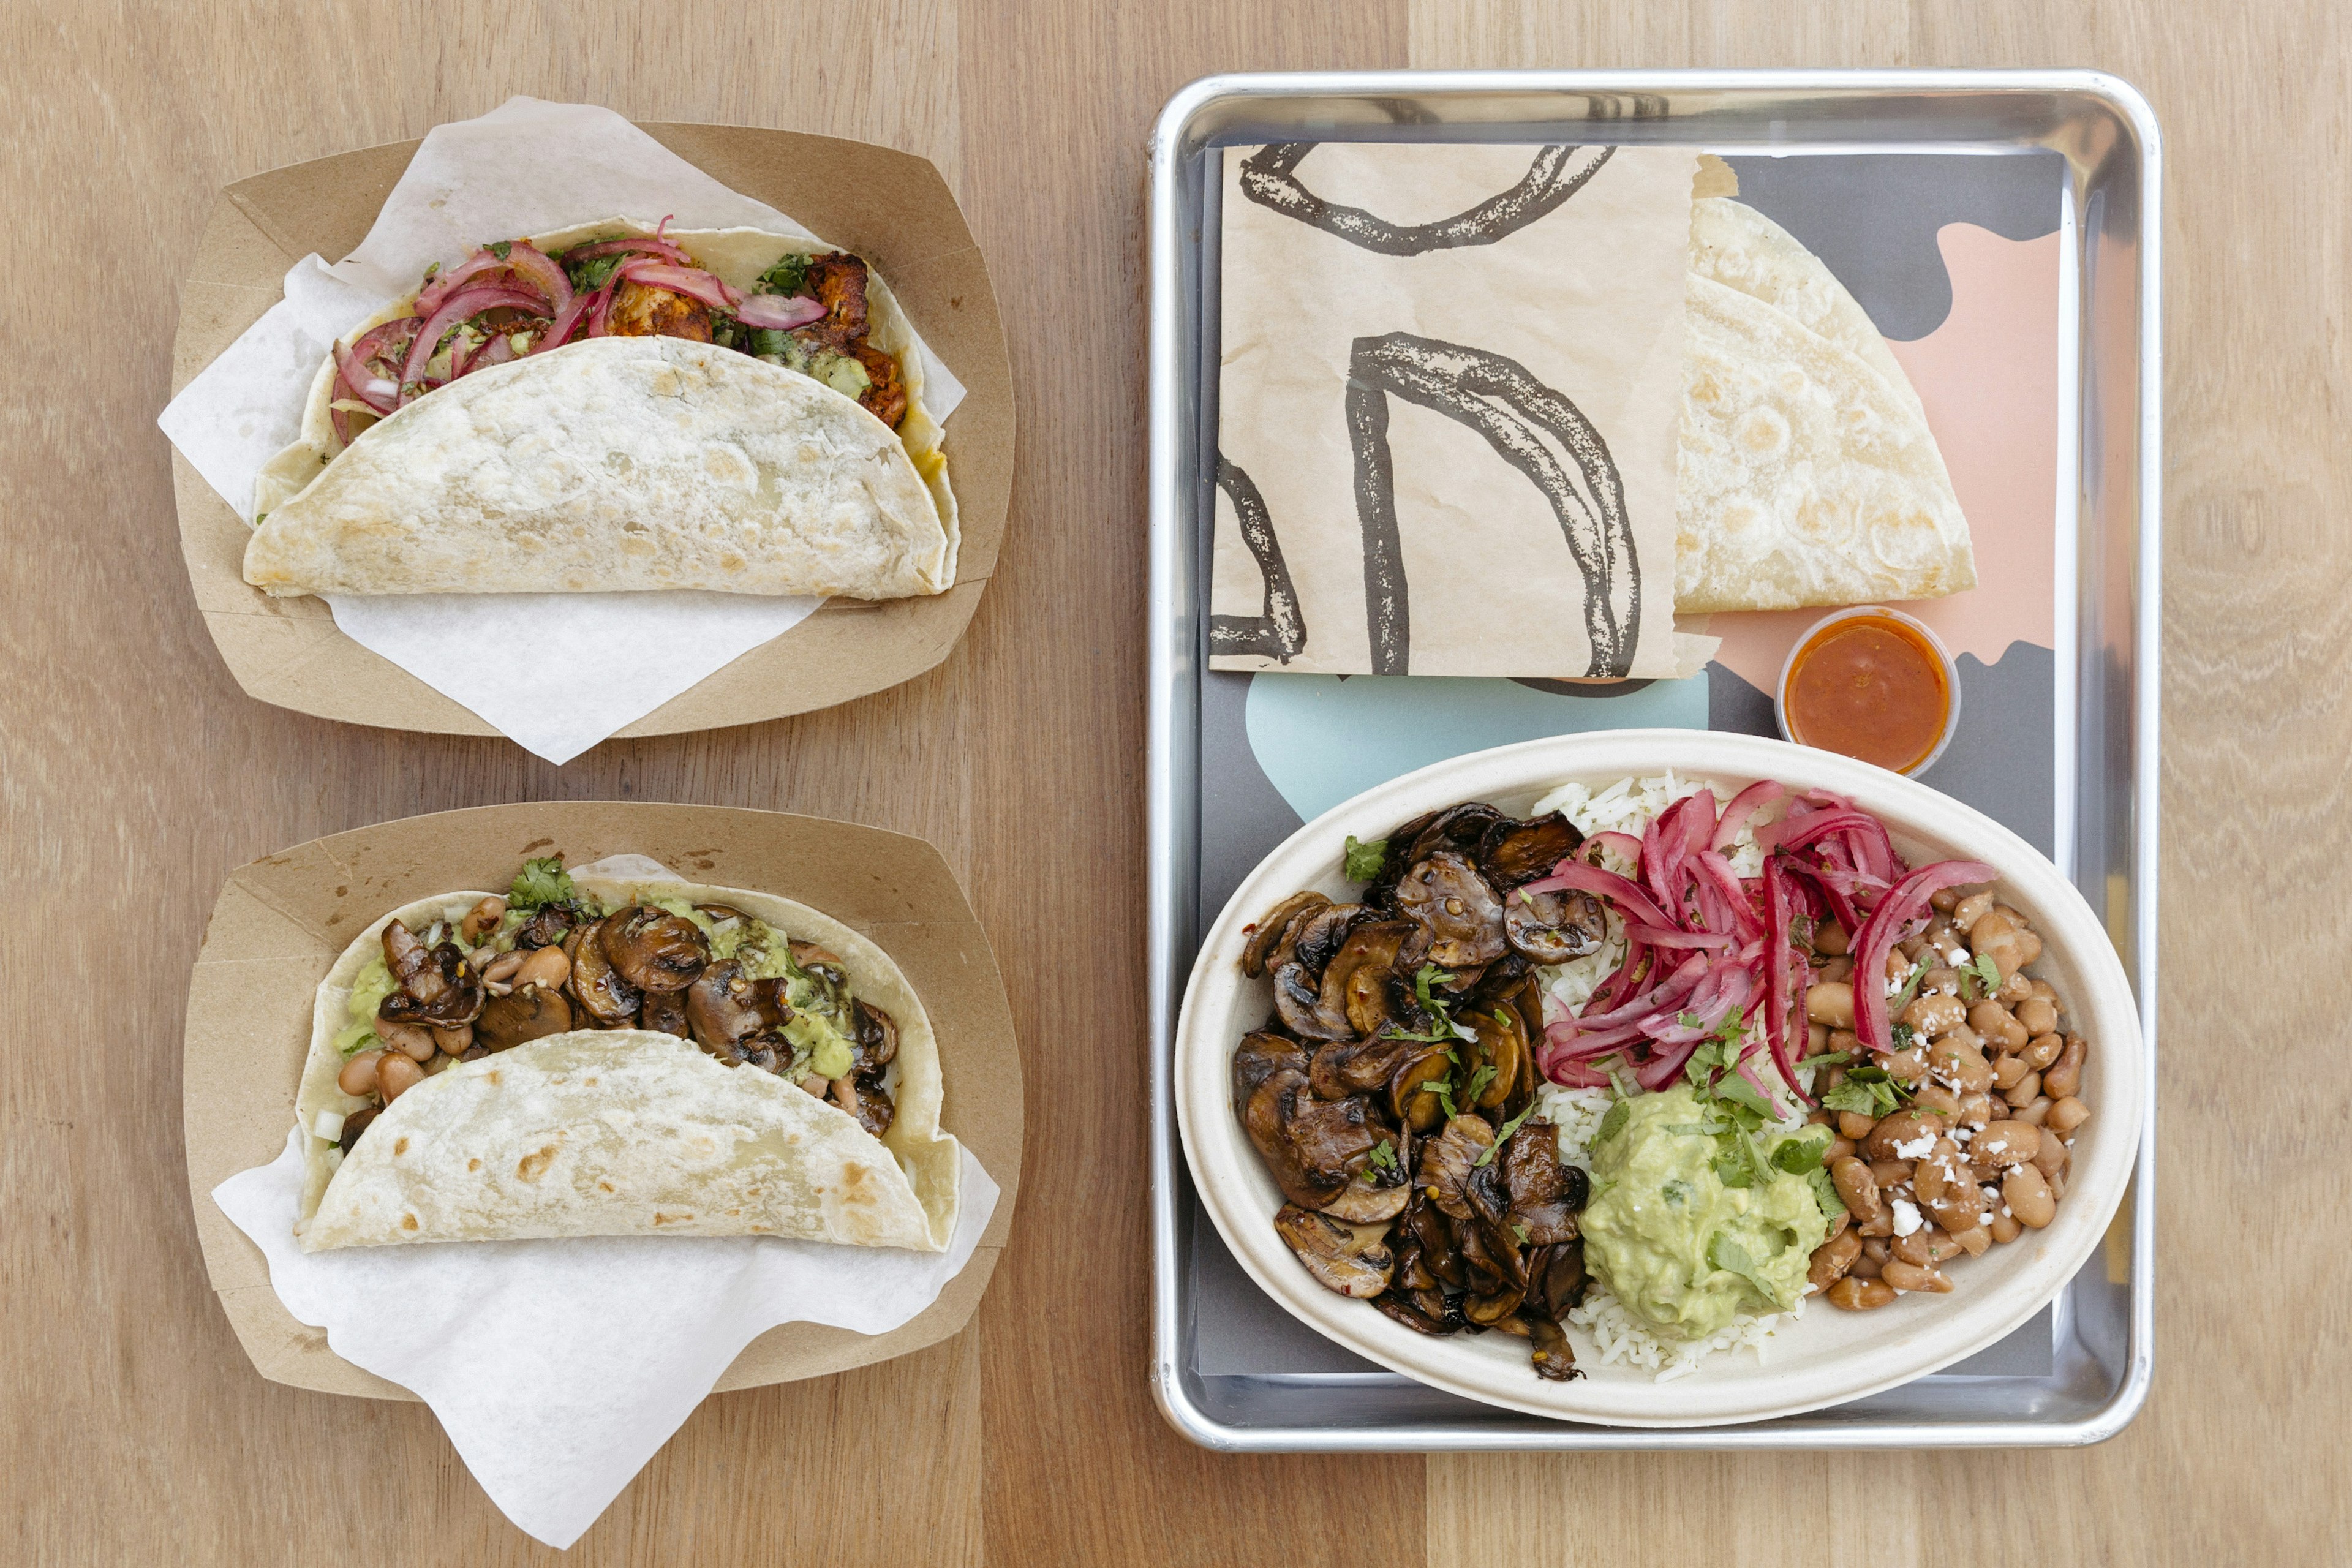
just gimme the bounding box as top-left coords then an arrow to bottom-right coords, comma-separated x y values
1831,1157 -> 1881,1220
1809,1231 -> 1864,1290
1807,981 -> 1856,1028
1828,1276 -> 1897,1311
2045,1035 -> 2088,1098
2003,1165 -> 2057,1228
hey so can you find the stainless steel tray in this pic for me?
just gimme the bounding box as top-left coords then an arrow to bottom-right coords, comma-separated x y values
1147,70 -> 2161,1450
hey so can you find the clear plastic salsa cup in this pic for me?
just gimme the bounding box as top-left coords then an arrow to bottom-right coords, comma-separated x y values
1774,605 -> 1962,777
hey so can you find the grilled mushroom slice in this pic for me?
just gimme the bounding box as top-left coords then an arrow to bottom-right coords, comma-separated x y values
1234,1031 -> 1311,1118
1287,902 -> 1374,977
513,905 -> 578,950
1475,812 -> 1584,888
853,1000 -> 899,1068
1273,1204 -> 1393,1298
640,989 -> 689,1038
1319,1169 -> 1412,1224
1285,1094 -> 1386,1191
1501,884 -> 1608,963
684,960 -> 772,1052
337,1105 -> 379,1156
1319,919 -> 1425,1038
1501,1118 -> 1583,1247
1272,962 -> 1354,1041
1526,1313 -> 1581,1381
1419,1114 -> 1496,1221
1307,1028 -> 1424,1099
377,925 -> 487,1027
1458,1006 -> 1525,1112
1392,851 -> 1507,968
1243,891 -> 1334,978
566,916 -> 644,1027
1463,1285 -> 1527,1326
831,1076 -> 894,1137
1389,1046 -> 1453,1133
600,906 -> 710,992
474,984 -> 575,1052
1243,1069 -> 1349,1210
1525,1241 -> 1588,1321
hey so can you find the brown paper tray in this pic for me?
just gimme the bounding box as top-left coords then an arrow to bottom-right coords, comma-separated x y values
183,802 -> 1023,1400
168,123 -> 1015,740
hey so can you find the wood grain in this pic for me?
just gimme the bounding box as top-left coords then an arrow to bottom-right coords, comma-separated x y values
0,0 -> 2331,1561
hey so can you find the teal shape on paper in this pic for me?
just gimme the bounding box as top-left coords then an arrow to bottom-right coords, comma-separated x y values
1243,673 -> 1711,823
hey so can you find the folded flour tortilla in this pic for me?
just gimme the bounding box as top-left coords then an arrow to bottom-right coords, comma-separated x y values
245,222 -> 958,601
293,879 -> 960,1253
1676,199 -> 1976,614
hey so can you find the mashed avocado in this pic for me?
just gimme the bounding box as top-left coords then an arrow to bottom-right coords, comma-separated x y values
1581,1085 -> 1830,1340
703,911 -> 858,1079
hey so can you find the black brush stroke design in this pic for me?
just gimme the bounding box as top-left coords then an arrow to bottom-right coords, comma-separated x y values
1346,333 -> 1640,679
1207,456 -> 1306,662
1238,144 -> 1612,256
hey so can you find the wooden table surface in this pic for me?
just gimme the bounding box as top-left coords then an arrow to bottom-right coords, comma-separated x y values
4,0 -> 2332,1561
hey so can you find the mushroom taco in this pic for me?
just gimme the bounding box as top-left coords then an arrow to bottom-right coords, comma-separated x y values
245,220 -> 958,601
293,856 -> 959,1253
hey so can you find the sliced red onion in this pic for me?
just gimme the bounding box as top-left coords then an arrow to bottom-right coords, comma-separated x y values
1849,859 -> 1997,1052
564,235 -> 692,266
1713,779 -> 1785,850
1521,862 -> 1675,933
401,285 -> 552,388
735,292 -> 828,330
612,260 -> 741,313
497,242 -> 571,320
333,339 -> 399,414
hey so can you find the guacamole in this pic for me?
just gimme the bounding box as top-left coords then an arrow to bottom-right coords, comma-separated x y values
1581,1085 -> 1830,1340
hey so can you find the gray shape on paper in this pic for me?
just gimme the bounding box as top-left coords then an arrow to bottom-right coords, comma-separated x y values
1723,152 -> 2064,341
1197,670 -> 1306,934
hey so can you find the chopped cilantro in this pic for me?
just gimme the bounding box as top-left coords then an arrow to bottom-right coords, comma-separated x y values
1890,1021 -> 1917,1052
1662,1178 -> 1694,1207
1418,1077 -> 1458,1120
1820,1065 -> 1910,1120
1342,834 -> 1389,883
565,250 -> 628,293
756,252 -> 812,297
1476,1101 -> 1541,1168
1770,1126 -> 1832,1175
1594,1098 -> 1632,1148
1805,1165 -> 1844,1223
507,855 -> 576,911
1366,1139 -> 1398,1175
488,239 -> 513,260
1970,950 -> 2002,996
1512,1222 -> 1532,1246
1708,1233 -> 1777,1297
1460,1065 -> 1497,1110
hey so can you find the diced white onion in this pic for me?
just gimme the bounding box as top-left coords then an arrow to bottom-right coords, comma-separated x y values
313,1110 -> 346,1142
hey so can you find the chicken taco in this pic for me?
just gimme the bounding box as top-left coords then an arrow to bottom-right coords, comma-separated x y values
293,856 -> 959,1253
245,221 -> 958,601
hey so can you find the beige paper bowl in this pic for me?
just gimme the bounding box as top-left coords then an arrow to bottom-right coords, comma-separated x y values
1175,729 -> 2143,1427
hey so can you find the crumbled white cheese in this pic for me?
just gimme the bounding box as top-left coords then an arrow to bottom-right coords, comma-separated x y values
1894,1134 -> 1936,1159
312,1109 -> 345,1142
1953,1128 -> 1975,1144
1891,1199 -> 1922,1238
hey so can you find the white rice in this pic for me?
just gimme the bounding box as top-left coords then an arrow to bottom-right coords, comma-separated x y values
1526,772 -> 1811,1381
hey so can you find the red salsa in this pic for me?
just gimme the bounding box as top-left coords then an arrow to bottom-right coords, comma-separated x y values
1783,615 -> 1950,773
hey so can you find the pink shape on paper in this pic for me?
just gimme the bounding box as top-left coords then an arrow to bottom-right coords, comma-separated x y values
1706,223 -> 2062,696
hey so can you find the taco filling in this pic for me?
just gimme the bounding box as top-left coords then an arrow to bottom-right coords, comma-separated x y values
324,230 -> 909,453
325,855 -> 900,1160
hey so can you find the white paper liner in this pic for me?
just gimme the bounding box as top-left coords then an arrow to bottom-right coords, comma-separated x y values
159,97 -> 966,764
216,1132 -> 997,1548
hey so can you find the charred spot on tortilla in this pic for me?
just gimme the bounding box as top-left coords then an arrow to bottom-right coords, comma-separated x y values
468,1158 -> 481,1172
393,1136 -> 410,1156
517,1145 -> 558,1182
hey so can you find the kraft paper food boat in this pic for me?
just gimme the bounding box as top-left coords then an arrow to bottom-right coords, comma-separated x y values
183,801 -> 1023,1398
168,123 -> 1015,739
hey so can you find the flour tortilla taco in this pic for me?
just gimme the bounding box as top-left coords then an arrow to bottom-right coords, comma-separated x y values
292,857 -> 959,1253
1676,198 -> 1976,614
245,220 -> 958,601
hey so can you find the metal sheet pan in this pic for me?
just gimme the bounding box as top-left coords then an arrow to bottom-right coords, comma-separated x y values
1147,70 -> 2160,1450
